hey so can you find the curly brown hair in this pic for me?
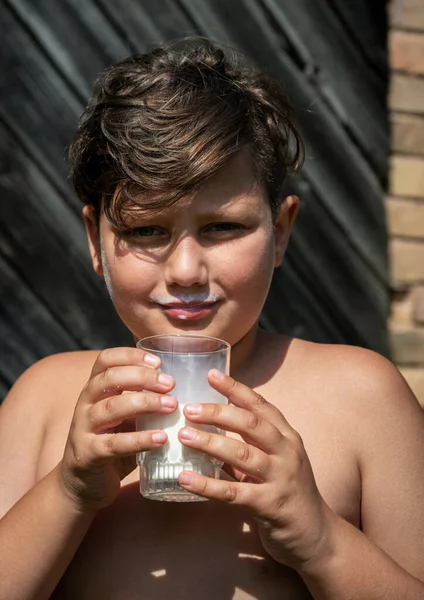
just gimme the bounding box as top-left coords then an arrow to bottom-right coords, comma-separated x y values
69,37 -> 304,226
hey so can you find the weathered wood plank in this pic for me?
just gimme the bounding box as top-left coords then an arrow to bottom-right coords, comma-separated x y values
282,182 -> 388,352
0,123 -> 133,351
128,0 -> 199,41
258,174 -> 388,354
262,264 -> 348,344
261,0 -> 388,177
0,252 -> 79,397
327,0 -> 387,77
6,0 -> 131,98
0,3 -> 83,213
98,2 -> 159,49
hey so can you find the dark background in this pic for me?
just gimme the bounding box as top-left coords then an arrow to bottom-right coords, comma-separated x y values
0,0 -> 389,401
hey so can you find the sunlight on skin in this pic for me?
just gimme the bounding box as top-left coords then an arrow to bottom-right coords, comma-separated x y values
239,522 -> 264,560
151,569 -> 167,578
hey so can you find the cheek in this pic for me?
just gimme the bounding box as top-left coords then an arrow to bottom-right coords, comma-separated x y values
215,234 -> 275,292
101,252 -> 158,300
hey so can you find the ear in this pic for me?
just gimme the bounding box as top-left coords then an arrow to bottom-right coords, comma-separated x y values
273,195 -> 299,268
82,205 -> 104,276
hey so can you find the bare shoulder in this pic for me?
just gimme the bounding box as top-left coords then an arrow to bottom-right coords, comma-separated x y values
268,333 -> 424,462
2,350 -> 101,414
0,350 -> 100,517
284,338 -> 424,578
285,336 -> 422,414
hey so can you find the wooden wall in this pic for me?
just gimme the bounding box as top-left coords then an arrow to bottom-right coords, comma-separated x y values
0,0 -> 389,400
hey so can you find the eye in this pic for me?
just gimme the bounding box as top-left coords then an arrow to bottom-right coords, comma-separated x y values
204,222 -> 244,233
120,226 -> 165,239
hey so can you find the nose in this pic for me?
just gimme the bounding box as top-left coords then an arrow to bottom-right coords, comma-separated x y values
164,236 -> 208,287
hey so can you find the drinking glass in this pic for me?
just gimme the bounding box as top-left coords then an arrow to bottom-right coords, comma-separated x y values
136,334 -> 231,502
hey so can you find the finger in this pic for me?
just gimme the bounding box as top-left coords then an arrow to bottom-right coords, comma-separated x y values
85,365 -> 175,403
179,426 -> 272,481
208,370 -> 293,434
183,403 -> 283,455
90,429 -> 168,463
178,470 -> 260,507
89,392 -> 178,433
91,347 -> 161,378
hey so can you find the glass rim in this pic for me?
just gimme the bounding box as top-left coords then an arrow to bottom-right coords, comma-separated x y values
136,333 -> 230,354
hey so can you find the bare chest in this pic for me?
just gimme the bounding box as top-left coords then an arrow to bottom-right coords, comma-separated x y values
51,459 -> 359,600
44,401 -> 360,600
41,336 -> 360,600
52,485 -> 311,599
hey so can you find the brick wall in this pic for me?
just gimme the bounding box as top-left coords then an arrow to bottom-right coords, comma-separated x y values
388,0 -> 424,406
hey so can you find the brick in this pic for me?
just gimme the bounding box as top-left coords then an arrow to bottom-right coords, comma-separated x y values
389,73 -> 424,114
413,285 -> 424,323
390,31 -> 424,76
389,156 -> 424,198
399,367 -> 424,406
390,326 -> 424,363
389,289 -> 415,326
390,239 -> 424,285
386,197 -> 424,237
390,0 -> 424,31
391,113 -> 424,155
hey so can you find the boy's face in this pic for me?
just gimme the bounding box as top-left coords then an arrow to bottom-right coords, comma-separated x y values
83,151 -> 298,347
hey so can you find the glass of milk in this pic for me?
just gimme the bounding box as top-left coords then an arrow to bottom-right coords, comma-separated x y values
136,334 -> 231,502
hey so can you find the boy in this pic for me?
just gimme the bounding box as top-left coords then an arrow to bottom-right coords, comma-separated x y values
0,37 -> 424,600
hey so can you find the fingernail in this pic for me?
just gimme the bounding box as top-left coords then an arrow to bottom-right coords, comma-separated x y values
160,395 -> 177,408
144,354 -> 160,366
158,373 -> 173,386
151,431 -> 167,443
180,427 -> 197,440
185,403 -> 202,415
211,369 -> 225,380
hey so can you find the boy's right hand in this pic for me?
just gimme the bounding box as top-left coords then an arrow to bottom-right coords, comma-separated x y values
58,347 -> 176,513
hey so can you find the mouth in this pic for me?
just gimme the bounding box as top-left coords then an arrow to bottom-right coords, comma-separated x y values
157,301 -> 220,321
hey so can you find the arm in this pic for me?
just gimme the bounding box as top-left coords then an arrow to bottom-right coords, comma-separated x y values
0,348 -> 177,600
0,465 -> 95,600
298,352 -> 424,598
0,357 -> 95,600
299,510 -> 424,599
174,354 -> 424,599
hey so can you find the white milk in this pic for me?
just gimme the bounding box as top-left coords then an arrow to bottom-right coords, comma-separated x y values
137,350 -> 229,481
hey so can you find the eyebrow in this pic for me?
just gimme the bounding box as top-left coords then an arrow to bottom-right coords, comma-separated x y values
114,195 -> 258,226
197,206 -> 246,218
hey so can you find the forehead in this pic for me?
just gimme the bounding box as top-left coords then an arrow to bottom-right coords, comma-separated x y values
105,149 -> 269,224
160,157 -> 264,220
191,150 -> 264,209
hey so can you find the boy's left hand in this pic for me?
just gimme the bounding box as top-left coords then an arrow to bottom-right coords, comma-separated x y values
178,369 -> 334,571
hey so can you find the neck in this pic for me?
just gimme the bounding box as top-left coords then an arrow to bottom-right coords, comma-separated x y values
229,323 -> 262,381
